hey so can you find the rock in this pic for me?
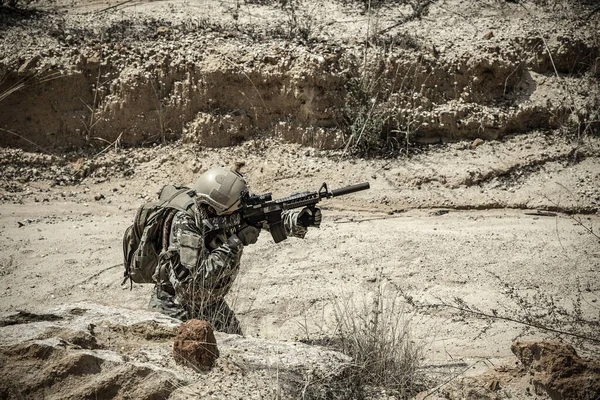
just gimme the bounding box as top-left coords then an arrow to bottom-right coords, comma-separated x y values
17,55 -> 40,75
511,341 -> 600,400
471,138 -> 484,149
0,303 -> 352,399
94,193 -> 105,201
173,319 -> 219,371
232,160 -> 245,172
156,26 -> 171,36
86,55 -> 101,66
0,304 -> 182,400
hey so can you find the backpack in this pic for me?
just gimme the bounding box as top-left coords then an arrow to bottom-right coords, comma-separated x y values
122,185 -> 197,287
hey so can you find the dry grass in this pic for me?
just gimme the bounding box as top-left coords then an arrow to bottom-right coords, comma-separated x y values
0,0 -> 26,7
327,272 -> 424,397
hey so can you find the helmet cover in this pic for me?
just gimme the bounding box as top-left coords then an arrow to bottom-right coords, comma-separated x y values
192,167 -> 248,215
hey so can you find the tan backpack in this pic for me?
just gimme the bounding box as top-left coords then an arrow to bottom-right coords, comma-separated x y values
122,185 -> 196,287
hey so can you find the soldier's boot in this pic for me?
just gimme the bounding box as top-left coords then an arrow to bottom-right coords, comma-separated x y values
148,285 -> 189,321
189,299 -> 243,336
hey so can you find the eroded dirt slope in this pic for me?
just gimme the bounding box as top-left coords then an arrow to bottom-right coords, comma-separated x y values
1,0 -> 598,150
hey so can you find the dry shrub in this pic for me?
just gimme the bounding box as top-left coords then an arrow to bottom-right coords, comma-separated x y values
0,0 -> 31,7
339,51 -> 427,157
329,276 -> 424,397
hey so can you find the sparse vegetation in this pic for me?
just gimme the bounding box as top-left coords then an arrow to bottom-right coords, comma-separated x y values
341,60 -> 393,154
279,0 -> 323,41
298,270 -> 425,398
150,79 -> 171,144
0,68 -> 63,151
335,0 -> 438,156
389,207 -> 600,352
332,282 -> 423,397
339,40 -> 427,156
0,0 -> 25,7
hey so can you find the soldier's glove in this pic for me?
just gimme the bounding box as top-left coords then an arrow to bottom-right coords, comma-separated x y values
298,207 -> 322,228
234,223 -> 261,246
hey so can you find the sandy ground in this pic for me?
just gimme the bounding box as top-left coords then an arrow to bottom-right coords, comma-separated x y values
1,139 -> 599,367
1,0 -> 600,397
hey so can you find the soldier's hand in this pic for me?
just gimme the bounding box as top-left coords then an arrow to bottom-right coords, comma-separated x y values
235,223 -> 260,245
298,207 -> 322,228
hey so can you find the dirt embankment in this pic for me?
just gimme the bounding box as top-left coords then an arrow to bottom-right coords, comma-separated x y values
1,0 -> 599,151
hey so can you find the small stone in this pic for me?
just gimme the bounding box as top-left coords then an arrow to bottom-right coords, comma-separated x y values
18,55 -> 41,75
156,26 -> 171,36
471,138 -> 484,149
232,160 -> 245,172
94,194 -> 105,201
87,56 -> 101,66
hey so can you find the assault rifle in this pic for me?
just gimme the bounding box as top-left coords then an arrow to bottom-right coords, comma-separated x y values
203,182 -> 370,243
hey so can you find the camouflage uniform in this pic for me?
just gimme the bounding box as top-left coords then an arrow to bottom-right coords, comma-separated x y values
149,207 -> 308,335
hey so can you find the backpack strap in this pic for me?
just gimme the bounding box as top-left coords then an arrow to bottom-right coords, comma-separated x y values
157,185 -> 197,218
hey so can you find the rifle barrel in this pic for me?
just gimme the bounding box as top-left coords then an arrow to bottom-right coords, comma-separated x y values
330,182 -> 370,197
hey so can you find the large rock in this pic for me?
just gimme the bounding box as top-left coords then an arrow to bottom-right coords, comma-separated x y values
173,319 -> 219,371
0,302 -> 353,399
511,341 -> 600,400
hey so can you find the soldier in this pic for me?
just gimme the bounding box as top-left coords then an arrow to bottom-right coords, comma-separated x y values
148,167 -> 321,335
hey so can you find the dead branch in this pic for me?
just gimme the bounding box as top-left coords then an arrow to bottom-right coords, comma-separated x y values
94,0 -> 135,14
433,301 -> 600,344
374,0 -> 436,37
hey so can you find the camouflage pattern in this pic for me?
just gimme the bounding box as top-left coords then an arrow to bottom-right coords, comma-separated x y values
148,285 -> 242,334
150,207 -> 307,334
282,208 -> 309,238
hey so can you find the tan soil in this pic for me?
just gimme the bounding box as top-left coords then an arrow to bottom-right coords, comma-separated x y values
1,0 -> 600,399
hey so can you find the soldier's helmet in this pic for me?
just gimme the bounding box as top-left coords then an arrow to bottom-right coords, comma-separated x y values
193,167 -> 248,215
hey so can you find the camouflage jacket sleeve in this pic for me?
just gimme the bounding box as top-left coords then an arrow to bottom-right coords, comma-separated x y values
281,209 -> 308,239
168,211 -> 242,295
